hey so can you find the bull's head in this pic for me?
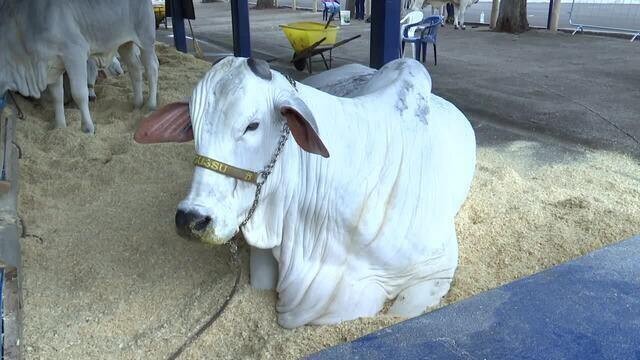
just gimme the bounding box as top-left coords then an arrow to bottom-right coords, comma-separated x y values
135,57 -> 329,245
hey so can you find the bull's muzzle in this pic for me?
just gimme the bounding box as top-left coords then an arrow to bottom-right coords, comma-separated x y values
175,209 -> 211,240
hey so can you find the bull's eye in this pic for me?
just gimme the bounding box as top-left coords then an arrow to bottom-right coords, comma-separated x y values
244,122 -> 260,134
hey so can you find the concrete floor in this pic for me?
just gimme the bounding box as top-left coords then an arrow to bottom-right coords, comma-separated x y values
159,2 -> 640,160
274,0 -> 640,31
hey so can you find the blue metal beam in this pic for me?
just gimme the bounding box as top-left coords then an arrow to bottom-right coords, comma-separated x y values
546,0 -> 554,30
370,0 -> 401,69
230,0 -> 252,57
170,0 -> 188,53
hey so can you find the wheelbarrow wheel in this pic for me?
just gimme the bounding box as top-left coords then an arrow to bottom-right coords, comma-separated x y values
293,54 -> 307,71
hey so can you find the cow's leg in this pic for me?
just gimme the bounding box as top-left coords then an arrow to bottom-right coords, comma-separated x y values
249,247 -> 278,290
388,226 -> 458,318
440,5 -> 445,26
460,6 -> 466,29
87,58 -> 98,102
453,6 -> 460,29
119,42 -> 144,109
50,75 -> 67,129
64,57 -> 95,134
139,46 -> 159,111
388,268 -> 455,317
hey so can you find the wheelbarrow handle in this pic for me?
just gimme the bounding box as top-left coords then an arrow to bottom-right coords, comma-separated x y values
324,11 -> 336,29
291,37 -> 327,63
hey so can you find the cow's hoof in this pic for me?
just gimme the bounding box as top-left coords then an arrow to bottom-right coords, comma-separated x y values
88,95 -> 97,102
145,102 -> 157,111
82,123 -> 95,134
462,26 -> 466,30
454,25 -> 458,29
133,98 -> 144,109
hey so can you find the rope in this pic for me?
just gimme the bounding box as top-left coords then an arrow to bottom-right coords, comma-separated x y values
8,92 -> 24,120
165,237 -> 242,360
187,20 -> 205,60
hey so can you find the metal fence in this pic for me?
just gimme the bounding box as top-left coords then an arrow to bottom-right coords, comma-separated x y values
569,0 -> 640,41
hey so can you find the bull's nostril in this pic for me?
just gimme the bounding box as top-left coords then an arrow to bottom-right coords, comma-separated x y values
175,209 -> 190,229
193,216 -> 211,231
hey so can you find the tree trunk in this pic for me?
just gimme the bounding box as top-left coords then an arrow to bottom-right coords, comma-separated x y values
490,0 -> 500,29
255,0 -> 275,9
495,0 -> 529,33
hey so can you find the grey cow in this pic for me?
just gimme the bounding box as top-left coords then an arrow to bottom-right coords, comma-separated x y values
0,0 -> 158,133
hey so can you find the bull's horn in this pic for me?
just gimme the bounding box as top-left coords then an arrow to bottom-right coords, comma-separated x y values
247,58 -> 272,80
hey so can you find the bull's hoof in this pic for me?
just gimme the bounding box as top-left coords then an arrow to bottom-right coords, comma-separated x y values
454,25 -> 459,29
88,95 -> 97,102
133,98 -> 144,110
82,123 -> 95,134
145,101 -> 157,111
461,26 -> 466,30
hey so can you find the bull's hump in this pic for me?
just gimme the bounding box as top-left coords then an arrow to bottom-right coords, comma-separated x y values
360,59 -> 432,124
359,59 -> 431,96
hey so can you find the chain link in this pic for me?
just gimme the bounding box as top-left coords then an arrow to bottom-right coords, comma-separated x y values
239,122 -> 290,228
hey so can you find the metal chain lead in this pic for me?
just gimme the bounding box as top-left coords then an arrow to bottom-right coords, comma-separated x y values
239,122 -> 290,228
239,75 -> 296,229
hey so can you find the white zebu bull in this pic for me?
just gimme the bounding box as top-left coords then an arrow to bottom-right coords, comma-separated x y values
0,0 -> 158,133
406,0 -> 478,29
450,0 -> 479,29
135,58 -> 476,328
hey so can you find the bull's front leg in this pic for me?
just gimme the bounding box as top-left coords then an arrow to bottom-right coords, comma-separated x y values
87,59 -> 98,102
454,6 -> 460,29
49,75 -> 67,129
118,42 -> 144,109
64,56 -> 95,133
139,47 -> 159,111
459,7 -> 466,29
249,246 -> 278,290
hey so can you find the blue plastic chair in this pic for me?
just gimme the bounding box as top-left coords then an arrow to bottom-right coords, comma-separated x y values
401,15 -> 442,65
420,16 -> 442,65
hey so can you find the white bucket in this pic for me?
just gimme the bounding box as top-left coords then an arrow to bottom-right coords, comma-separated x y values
340,11 -> 351,25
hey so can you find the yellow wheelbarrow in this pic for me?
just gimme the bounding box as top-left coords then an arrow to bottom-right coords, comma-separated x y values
279,20 -> 361,73
152,1 -> 167,29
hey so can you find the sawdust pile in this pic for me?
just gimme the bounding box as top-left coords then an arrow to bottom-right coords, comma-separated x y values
15,44 -> 640,359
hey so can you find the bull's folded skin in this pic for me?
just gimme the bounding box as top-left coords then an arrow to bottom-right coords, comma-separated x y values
138,57 -> 476,329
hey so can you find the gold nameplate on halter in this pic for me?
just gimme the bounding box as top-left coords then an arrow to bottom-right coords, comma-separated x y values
193,155 -> 259,184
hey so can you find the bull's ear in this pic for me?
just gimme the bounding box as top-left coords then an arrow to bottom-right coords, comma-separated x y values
278,97 -> 329,158
134,102 -> 193,144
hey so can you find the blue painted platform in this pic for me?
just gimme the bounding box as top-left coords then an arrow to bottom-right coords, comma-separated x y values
309,236 -> 640,359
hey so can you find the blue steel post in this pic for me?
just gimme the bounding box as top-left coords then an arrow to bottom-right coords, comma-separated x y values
546,0 -> 554,30
171,0 -> 188,53
370,0 -> 401,69
230,0 -> 252,57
